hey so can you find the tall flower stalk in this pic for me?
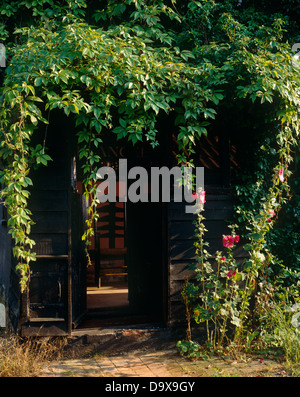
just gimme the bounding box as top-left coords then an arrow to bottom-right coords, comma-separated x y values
179,155 -> 291,355
234,166 -> 288,341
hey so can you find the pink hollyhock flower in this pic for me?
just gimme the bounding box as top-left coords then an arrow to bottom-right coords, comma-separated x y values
278,168 -> 284,182
234,235 -> 240,243
199,190 -> 206,204
221,256 -> 226,261
191,192 -> 198,200
223,235 -> 235,248
227,270 -> 236,278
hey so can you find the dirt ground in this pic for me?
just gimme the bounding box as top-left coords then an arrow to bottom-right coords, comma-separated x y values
1,326 -> 294,377
51,327 -> 293,377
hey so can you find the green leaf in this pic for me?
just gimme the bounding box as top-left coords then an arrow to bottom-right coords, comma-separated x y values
249,232 -> 264,241
34,77 -> 43,87
243,243 -> 252,251
24,177 -> 33,186
243,260 -> 253,271
70,104 -> 80,114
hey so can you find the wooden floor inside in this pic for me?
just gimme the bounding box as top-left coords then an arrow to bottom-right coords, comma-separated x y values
76,282 -> 160,329
87,285 -> 129,310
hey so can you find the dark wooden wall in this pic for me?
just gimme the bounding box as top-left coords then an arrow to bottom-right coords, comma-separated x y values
1,111 -> 248,333
0,206 -> 20,330
167,190 -> 235,325
0,206 -> 11,296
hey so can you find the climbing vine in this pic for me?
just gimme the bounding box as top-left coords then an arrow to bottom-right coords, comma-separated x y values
0,0 -> 299,311
0,6 -> 224,291
177,126 -> 297,357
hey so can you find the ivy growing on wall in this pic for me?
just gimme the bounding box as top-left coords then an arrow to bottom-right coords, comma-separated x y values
0,0 -> 299,297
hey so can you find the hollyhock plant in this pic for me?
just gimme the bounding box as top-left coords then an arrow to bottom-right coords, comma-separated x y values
234,235 -> 240,243
221,256 -> 226,261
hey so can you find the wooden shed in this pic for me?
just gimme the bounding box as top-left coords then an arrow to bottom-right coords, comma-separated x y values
0,113 -> 239,336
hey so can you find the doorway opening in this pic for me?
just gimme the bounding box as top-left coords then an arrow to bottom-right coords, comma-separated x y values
87,198 -> 130,320
79,186 -> 167,329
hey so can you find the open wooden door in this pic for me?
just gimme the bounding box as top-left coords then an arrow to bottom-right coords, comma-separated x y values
21,113 -> 87,336
21,117 -> 71,336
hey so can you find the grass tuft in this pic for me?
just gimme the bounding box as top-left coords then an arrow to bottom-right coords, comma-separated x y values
0,331 -> 66,377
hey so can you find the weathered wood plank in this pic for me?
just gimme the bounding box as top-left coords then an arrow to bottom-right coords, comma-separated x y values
31,233 -> 68,256
169,238 -> 228,260
30,164 -> 68,190
168,196 -> 234,221
168,301 -> 186,325
169,241 -> 249,261
169,262 -> 194,281
169,280 -> 188,301
28,190 -> 68,211
169,219 -> 232,240
21,322 -> 68,336
31,212 -> 68,233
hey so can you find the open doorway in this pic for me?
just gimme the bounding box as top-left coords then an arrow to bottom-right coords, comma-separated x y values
87,198 -> 129,313
79,186 -> 167,328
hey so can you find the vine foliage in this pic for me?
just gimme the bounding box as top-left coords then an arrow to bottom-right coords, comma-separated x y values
0,0 -> 299,305
0,3 -> 224,291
